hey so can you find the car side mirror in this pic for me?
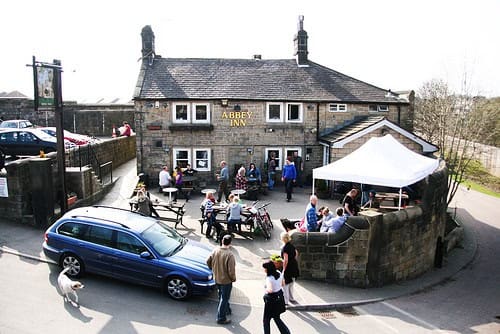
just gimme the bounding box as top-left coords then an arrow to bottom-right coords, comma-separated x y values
140,251 -> 153,259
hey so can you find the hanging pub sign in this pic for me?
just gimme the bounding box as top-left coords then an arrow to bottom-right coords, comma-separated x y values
36,66 -> 55,107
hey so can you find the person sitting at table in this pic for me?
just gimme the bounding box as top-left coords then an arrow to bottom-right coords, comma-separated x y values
202,192 -> 223,242
227,196 -> 243,233
317,206 -> 333,232
134,189 -> 151,216
183,163 -> 198,177
321,207 -> 347,233
246,163 -> 261,185
173,166 -> 189,203
235,166 -> 247,191
362,190 -> 379,209
342,188 -> 360,216
158,165 -> 172,194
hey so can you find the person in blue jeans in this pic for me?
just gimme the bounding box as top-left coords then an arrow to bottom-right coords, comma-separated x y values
206,235 -> 236,325
267,153 -> 277,190
281,158 -> 296,202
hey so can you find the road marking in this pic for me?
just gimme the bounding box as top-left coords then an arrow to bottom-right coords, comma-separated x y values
356,305 -> 400,333
381,301 -> 448,333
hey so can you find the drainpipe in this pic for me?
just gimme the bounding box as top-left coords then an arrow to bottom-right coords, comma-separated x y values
316,102 -> 320,141
397,105 -> 401,125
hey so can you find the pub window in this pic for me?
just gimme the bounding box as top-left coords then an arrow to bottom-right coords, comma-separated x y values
285,147 -> 302,162
194,148 -> 211,171
173,148 -> 191,169
286,103 -> 303,122
193,103 -> 211,123
329,104 -> 347,112
266,102 -> 283,122
265,147 -> 282,171
378,105 -> 389,112
172,103 -> 190,123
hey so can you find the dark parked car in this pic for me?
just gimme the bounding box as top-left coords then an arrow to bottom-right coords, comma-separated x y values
0,119 -> 34,129
43,206 -> 215,300
0,128 -> 57,157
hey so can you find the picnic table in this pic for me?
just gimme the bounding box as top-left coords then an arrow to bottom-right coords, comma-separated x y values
129,198 -> 186,229
198,202 -> 254,234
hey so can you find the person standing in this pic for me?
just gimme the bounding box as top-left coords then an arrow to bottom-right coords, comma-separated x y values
262,260 -> 291,334
158,165 -> 172,193
281,158 -> 296,202
267,152 -> 277,190
173,166 -> 189,202
343,188 -> 360,216
217,160 -> 230,203
280,232 -> 299,305
293,151 -> 303,187
304,195 -> 318,232
206,235 -> 236,325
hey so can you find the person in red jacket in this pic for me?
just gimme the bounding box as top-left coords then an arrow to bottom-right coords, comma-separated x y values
120,121 -> 132,136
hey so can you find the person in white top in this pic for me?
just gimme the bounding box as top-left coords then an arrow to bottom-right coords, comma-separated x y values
158,165 -> 172,192
262,261 -> 291,334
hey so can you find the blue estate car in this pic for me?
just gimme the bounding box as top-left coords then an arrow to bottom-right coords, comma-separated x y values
43,206 -> 215,300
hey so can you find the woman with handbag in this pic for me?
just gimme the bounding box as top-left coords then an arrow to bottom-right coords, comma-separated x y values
262,261 -> 291,334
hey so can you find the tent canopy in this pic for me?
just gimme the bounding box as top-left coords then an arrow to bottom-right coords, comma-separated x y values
313,134 -> 439,188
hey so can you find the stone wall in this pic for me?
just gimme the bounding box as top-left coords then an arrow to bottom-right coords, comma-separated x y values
0,98 -> 135,137
135,99 -> 411,187
0,135 -> 136,225
291,162 -> 448,287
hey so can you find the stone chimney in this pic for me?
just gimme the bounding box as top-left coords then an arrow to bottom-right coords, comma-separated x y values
141,25 -> 155,65
293,15 -> 308,65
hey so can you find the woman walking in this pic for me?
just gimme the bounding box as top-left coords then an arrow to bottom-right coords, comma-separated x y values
280,232 -> 299,305
262,261 -> 291,334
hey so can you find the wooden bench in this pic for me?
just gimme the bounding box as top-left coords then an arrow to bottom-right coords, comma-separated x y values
154,202 -> 186,229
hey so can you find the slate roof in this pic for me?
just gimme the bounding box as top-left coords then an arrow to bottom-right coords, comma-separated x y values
134,58 -> 407,104
320,115 -> 387,144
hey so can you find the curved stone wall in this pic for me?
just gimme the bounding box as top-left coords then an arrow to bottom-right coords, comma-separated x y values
291,161 -> 448,287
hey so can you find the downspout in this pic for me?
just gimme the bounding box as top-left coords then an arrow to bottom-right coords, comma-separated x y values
397,104 -> 401,125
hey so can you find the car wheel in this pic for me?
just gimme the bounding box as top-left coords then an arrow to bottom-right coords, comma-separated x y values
165,276 -> 191,300
60,253 -> 85,278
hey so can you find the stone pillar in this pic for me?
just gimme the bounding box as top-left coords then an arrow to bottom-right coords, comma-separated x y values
29,158 -> 54,227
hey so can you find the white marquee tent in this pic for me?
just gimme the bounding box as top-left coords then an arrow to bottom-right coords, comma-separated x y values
313,134 -> 439,207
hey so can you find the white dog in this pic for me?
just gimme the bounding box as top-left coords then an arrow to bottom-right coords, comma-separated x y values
57,267 -> 84,304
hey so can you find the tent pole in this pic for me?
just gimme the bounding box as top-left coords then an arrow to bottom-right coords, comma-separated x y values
312,178 -> 315,195
398,188 -> 402,210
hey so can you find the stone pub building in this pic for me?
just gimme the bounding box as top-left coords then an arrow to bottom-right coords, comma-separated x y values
133,17 -> 433,188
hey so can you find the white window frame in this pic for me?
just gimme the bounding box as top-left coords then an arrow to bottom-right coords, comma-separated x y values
285,103 -> 303,123
173,148 -> 191,168
193,148 -> 211,171
192,103 -> 211,124
172,103 -> 190,123
284,147 -> 302,162
329,103 -> 347,112
266,102 -> 284,123
378,105 -> 389,112
265,147 -> 283,171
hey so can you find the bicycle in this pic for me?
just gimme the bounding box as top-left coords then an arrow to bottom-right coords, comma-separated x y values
245,202 -> 273,240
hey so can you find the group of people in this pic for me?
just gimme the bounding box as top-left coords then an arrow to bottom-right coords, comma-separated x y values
206,231 -> 298,333
201,191 -> 244,243
158,164 -> 198,202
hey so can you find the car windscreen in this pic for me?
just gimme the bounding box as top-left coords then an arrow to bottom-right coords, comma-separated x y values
30,129 -> 57,141
141,221 -> 185,257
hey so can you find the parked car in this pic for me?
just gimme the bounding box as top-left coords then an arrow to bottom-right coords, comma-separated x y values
0,128 -> 57,157
0,119 -> 34,129
38,127 -> 93,146
43,206 -> 215,300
